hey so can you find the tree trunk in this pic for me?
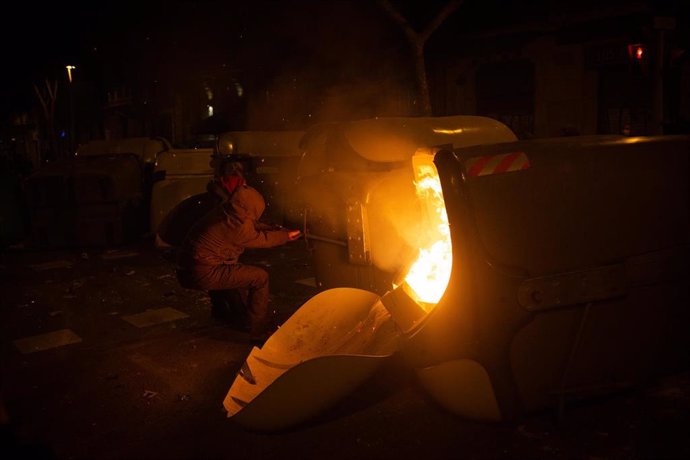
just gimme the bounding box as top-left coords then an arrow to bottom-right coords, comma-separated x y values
414,43 -> 432,116
376,0 -> 463,117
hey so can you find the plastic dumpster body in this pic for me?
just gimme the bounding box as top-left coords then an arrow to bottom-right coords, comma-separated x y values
154,131 -> 305,248
225,130 -> 689,430
297,115 -> 517,293
24,153 -> 145,246
217,130 -> 305,226
400,135 -> 690,420
149,148 -> 215,241
76,137 -> 170,166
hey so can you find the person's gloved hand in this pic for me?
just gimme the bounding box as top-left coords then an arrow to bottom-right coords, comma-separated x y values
287,230 -> 302,241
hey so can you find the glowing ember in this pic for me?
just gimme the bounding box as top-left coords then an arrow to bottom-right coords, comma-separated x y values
403,155 -> 452,307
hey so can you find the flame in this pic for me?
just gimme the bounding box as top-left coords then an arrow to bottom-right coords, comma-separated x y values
403,155 -> 452,308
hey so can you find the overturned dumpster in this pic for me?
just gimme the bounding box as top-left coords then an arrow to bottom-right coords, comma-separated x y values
224,118 -> 689,430
216,130 -> 305,226
154,131 -> 305,248
24,137 -> 169,247
150,148 -> 215,244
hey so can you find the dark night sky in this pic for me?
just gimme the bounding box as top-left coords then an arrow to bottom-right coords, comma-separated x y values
1,0 -> 687,120
0,0 -> 412,118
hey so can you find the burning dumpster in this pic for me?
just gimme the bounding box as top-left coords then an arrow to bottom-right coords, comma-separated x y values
405,134 -> 690,420
223,120 -> 689,430
296,116 -> 517,293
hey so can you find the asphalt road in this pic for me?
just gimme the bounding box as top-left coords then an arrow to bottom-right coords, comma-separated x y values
1,239 -> 689,459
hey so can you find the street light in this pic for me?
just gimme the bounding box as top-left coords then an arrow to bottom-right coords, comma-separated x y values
66,65 -> 76,83
65,65 -> 76,152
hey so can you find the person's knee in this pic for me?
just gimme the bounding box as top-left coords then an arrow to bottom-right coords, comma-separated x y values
254,269 -> 269,288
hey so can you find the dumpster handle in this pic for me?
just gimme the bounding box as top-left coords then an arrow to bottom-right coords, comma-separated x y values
304,233 -> 348,247
302,207 -> 349,249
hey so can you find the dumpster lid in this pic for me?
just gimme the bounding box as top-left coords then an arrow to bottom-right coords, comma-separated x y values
216,131 -> 305,157
299,116 -> 517,175
76,137 -> 170,164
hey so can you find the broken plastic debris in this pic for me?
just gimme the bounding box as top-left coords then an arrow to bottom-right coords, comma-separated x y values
142,390 -> 158,399
30,260 -> 73,271
102,250 -> 140,260
295,277 -> 317,287
125,270 -> 136,276
156,274 -> 174,280
223,287 -> 400,431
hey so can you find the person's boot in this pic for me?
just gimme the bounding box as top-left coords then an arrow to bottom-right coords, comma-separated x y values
209,290 -> 250,331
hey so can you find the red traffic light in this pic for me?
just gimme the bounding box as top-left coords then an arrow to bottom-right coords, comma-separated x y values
628,44 -> 647,60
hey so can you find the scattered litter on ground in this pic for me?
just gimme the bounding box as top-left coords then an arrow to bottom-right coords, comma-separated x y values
122,308 -> 189,328
102,250 -> 140,260
178,394 -> 192,402
156,274 -> 174,280
125,270 -> 136,276
30,260 -> 74,271
80,252 -> 89,260
517,425 -> 549,440
71,280 -> 85,289
142,390 -> 158,399
108,311 -> 120,315
13,329 -> 82,354
295,277 -> 317,287
49,310 -> 63,317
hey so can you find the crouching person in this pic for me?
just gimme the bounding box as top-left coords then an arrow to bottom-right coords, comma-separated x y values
176,180 -> 301,341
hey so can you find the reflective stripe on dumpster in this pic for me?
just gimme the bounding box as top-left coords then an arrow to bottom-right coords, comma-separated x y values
465,151 -> 530,177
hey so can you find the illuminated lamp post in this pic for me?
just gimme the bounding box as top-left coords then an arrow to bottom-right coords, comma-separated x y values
66,65 -> 76,153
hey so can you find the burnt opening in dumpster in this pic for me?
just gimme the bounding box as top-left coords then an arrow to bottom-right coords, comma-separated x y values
221,117 -> 522,430
379,151 -> 453,333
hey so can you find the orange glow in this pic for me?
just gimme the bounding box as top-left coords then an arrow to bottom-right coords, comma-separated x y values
636,47 -> 644,59
403,154 -> 452,308
432,127 -> 464,134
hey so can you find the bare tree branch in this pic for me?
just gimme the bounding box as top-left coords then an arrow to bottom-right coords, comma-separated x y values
376,0 -> 463,116
421,0 -> 464,43
46,78 -> 57,101
34,84 -> 49,118
376,0 -> 419,44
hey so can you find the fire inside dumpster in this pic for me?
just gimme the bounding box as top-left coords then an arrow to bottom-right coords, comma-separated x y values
402,154 -> 452,307
222,151 -> 451,431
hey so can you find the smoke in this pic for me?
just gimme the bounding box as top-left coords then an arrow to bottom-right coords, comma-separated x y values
245,75 -> 415,131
